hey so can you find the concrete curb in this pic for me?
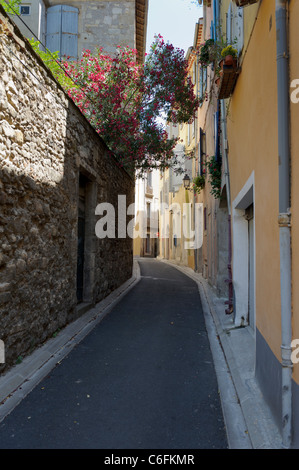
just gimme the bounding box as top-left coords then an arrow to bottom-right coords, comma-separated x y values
0,260 -> 141,423
159,258 -> 282,449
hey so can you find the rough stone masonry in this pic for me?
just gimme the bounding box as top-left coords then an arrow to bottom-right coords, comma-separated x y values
0,6 -> 134,372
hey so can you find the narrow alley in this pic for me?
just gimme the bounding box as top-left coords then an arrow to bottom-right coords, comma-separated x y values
0,259 -> 228,449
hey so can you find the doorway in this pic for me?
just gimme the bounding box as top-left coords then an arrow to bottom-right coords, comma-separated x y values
76,172 -> 97,304
77,174 -> 87,303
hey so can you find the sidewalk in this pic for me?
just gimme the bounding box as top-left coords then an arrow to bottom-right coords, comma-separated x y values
159,258 -> 282,449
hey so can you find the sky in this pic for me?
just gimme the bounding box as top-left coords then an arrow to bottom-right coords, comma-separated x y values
145,0 -> 203,55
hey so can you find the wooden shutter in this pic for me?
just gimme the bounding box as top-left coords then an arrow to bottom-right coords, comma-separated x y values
46,4 -> 78,60
233,4 -> 244,54
61,5 -> 78,60
226,3 -> 232,44
214,102 -> 220,162
46,5 -> 61,54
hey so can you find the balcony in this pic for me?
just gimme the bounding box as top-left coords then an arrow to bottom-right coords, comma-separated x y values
233,0 -> 259,6
218,59 -> 240,100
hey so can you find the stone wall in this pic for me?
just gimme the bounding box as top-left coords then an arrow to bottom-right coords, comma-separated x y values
76,0 -> 136,56
0,7 -> 134,372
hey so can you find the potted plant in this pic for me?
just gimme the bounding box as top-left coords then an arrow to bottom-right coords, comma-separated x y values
221,45 -> 238,66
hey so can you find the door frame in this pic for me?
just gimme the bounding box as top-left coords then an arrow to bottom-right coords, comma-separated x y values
232,172 -> 256,332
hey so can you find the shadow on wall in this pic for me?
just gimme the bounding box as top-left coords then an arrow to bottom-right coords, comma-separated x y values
0,6 -> 134,373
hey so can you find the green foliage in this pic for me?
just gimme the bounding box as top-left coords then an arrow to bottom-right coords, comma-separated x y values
192,174 -> 205,194
29,39 -> 77,90
197,31 -> 238,79
198,39 -> 218,67
0,0 -> 21,15
206,156 -> 222,199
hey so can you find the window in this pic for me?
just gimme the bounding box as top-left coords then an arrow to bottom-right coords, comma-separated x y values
19,5 -> 31,15
147,171 -> 152,188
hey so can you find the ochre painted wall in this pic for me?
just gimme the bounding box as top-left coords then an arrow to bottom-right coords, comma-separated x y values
226,0 -> 282,360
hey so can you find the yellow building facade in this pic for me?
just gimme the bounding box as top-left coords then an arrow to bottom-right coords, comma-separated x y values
158,122 -> 196,269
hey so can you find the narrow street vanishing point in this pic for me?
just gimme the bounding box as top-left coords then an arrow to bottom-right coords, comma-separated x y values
0,259 -> 228,449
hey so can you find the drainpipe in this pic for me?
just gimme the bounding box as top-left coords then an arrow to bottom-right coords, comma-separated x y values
276,0 -> 292,449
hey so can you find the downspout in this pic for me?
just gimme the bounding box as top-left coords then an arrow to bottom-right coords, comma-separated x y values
275,0 -> 292,449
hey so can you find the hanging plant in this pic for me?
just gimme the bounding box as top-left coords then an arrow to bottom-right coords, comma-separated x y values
192,174 -> 205,194
198,34 -> 231,78
206,156 -> 222,199
198,39 -> 216,67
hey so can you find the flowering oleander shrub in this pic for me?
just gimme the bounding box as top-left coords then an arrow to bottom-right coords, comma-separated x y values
61,35 -> 199,173
1,0 -> 199,173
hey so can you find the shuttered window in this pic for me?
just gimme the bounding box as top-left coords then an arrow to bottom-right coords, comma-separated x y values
46,5 -> 78,60
227,2 -> 244,55
233,4 -> 244,54
226,3 -> 232,44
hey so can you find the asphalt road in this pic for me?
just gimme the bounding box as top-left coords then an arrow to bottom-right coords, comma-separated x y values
0,259 -> 228,449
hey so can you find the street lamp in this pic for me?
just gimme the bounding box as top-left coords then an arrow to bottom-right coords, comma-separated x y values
183,173 -> 191,190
